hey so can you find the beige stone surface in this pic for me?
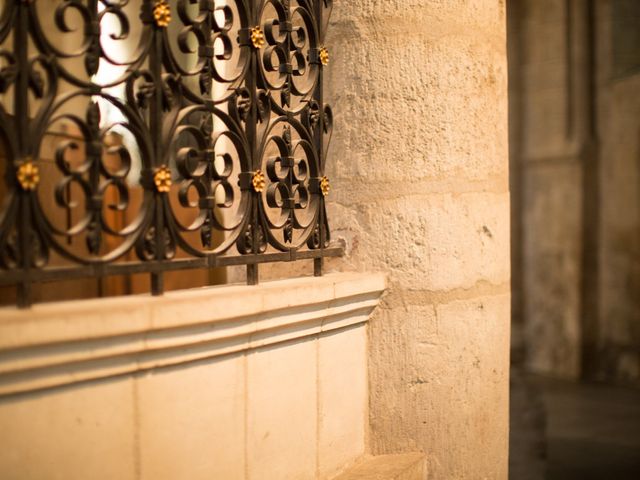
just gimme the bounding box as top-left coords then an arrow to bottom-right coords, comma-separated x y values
0,377 -> 137,480
247,338 -> 318,480
329,193 -> 509,292
318,326 -> 367,479
0,272 -> 384,396
365,294 -> 510,479
137,355 -> 246,480
324,1 -> 510,478
0,274 -> 378,479
332,453 -> 426,480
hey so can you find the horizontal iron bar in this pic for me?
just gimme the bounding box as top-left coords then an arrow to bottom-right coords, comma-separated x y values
0,246 -> 343,286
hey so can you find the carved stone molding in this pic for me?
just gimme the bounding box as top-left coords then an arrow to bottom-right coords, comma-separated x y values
0,272 -> 385,396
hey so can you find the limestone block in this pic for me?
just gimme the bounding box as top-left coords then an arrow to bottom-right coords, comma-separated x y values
327,23 -> 507,185
426,294 -> 510,479
369,293 -> 510,479
323,1 -> 510,478
247,337 -> 318,480
0,378 -> 136,480
332,453 -> 426,480
137,355 -> 246,480
318,325 -> 367,479
329,192 -> 510,292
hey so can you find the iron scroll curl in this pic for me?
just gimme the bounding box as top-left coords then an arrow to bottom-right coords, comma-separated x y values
0,0 -> 337,307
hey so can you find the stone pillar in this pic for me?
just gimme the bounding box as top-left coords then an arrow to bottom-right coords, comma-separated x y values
325,1 -> 510,478
594,0 -> 640,384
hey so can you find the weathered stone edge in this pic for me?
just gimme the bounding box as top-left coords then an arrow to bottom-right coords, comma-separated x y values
331,453 -> 427,480
0,272 -> 386,396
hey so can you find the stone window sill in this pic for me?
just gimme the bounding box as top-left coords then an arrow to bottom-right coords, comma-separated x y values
0,272 -> 386,396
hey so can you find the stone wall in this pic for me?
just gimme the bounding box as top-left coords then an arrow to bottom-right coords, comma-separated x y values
509,0 -> 588,378
0,1 -> 513,478
595,0 -> 640,384
324,1 -> 511,478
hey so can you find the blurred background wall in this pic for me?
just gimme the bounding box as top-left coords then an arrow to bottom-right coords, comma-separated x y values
509,0 -> 640,385
508,1 -> 640,478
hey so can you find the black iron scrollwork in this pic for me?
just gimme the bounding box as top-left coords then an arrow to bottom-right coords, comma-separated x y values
0,0 -> 337,307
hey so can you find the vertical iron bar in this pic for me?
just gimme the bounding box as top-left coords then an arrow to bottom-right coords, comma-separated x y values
246,0 -> 259,286
247,262 -> 258,285
314,257 -> 322,277
14,0 -> 27,158
15,0 -> 31,307
65,174 -> 72,245
97,276 -> 104,297
313,0 -> 324,277
150,8 -> 164,295
88,0 -> 103,290
16,202 -> 31,308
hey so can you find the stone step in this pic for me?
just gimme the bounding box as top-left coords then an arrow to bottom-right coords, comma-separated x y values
331,453 -> 427,480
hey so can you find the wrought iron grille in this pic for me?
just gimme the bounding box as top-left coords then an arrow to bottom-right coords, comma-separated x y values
0,0 -> 338,307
